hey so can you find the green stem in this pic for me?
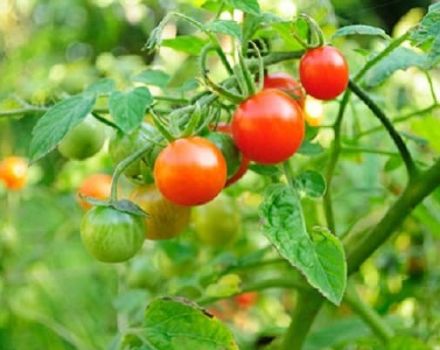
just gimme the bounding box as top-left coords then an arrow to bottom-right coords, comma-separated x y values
357,104 -> 439,138
200,44 -> 244,103
425,71 -> 438,103
150,109 -> 175,142
282,158 -> 440,349
341,147 -> 401,157
344,284 -> 394,342
110,142 -> 158,201
282,289 -> 324,350
198,278 -> 307,306
91,112 -> 121,131
354,32 -> 410,81
349,81 -> 417,178
323,90 -> 351,234
0,106 -> 47,117
345,158 -> 440,274
323,32 -> 410,235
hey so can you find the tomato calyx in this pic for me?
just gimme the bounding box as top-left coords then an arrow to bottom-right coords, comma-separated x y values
80,198 -> 148,218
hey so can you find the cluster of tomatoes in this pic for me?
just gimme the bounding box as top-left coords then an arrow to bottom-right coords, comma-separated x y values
71,45 -> 349,263
0,156 -> 28,191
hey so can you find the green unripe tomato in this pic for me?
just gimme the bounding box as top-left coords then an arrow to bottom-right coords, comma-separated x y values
206,132 -> 241,178
109,123 -> 157,183
80,206 -> 145,263
193,194 -> 241,246
127,257 -> 161,290
58,116 -> 106,160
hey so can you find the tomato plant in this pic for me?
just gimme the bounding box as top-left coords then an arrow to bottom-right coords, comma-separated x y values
154,137 -> 227,206
232,89 -> 305,164
77,173 -> 112,210
299,46 -> 349,100
58,116 -> 106,160
80,206 -> 145,263
0,156 -> 28,190
193,193 -> 241,246
2,1 -> 440,350
131,185 -> 190,240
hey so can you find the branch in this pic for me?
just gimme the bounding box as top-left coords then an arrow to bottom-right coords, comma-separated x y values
349,81 -> 417,179
284,158 -> 440,349
282,289 -> 323,350
358,103 -> 440,138
197,277 -> 307,306
345,158 -> 440,273
344,284 -> 394,342
323,91 -> 351,233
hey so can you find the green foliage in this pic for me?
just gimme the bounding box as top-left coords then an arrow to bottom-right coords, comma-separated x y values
259,184 -> 346,305
30,93 -> 96,162
135,298 -> 239,349
133,70 -> 171,88
207,20 -> 243,41
333,24 -> 390,40
161,36 -> 208,55
295,170 -> 326,198
109,87 -> 153,133
364,47 -> 428,87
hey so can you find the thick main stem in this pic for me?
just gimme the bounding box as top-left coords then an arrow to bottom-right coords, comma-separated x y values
345,158 -> 440,273
344,285 -> 394,342
283,158 -> 440,349
282,290 -> 323,350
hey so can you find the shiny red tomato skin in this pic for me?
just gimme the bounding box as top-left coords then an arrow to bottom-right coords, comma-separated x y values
231,89 -> 305,164
215,122 -> 249,186
299,46 -> 349,100
264,72 -> 306,107
154,137 -> 227,206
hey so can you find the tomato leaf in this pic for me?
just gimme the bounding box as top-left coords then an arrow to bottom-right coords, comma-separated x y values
249,164 -> 281,176
140,297 -> 239,350
112,199 -> 148,217
296,170 -> 327,198
133,69 -> 171,88
297,140 -> 324,155
384,156 -> 402,172
388,336 -> 431,350
29,93 -> 96,162
109,87 -> 153,133
161,36 -> 208,55
207,20 -> 242,40
85,78 -> 116,95
332,25 -> 390,40
364,47 -> 428,87
410,3 -> 440,47
259,185 -> 347,305
225,0 -> 260,15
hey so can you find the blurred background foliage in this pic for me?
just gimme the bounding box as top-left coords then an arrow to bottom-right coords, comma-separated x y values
0,0 -> 439,349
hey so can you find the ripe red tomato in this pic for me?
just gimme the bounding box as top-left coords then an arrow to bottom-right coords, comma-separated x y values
299,46 -> 349,100
215,122 -> 249,186
234,292 -> 258,309
231,89 -> 304,164
264,72 -> 306,107
78,174 -> 112,210
154,137 -> 227,206
0,157 -> 28,191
